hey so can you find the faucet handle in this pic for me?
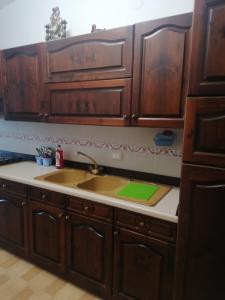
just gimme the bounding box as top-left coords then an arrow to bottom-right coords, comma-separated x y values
89,165 -> 102,175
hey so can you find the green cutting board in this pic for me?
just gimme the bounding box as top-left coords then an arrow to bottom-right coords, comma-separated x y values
117,182 -> 159,201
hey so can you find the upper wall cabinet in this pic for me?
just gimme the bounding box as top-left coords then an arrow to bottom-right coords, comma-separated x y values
132,13 -> 192,128
188,0 -> 225,96
2,43 -> 45,121
44,26 -> 133,83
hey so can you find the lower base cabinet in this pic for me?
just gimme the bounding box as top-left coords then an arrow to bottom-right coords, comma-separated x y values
28,200 -> 66,273
113,228 -> 175,300
0,193 -> 28,256
0,180 -> 176,300
66,212 -> 113,299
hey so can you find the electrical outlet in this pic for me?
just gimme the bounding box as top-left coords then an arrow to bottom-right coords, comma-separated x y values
112,151 -> 123,160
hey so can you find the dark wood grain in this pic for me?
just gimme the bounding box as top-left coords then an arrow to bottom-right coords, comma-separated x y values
44,25 -> 133,82
28,200 -> 66,273
174,163 -> 225,300
183,97 -> 225,167
188,0 -> 225,96
113,228 -> 175,300
66,212 -> 112,299
2,43 -> 45,121
45,79 -> 131,126
132,13 -> 192,127
0,193 -> 28,256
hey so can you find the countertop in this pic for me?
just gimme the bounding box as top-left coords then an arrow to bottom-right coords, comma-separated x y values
0,161 -> 179,223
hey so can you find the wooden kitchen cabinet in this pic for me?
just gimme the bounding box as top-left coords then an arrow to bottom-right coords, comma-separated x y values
28,200 -> 66,273
174,164 -> 225,300
132,13 -> 192,128
183,97 -> 225,167
66,212 -> 112,299
44,25 -> 133,83
113,228 -> 175,300
45,78 -> 131,126
0,193 -> 28,256
188,0 -> 225,96
2,43 -> 45,121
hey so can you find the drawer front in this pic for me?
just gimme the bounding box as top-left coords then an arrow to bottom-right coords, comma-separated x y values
115,208 -> 177,242
45,79 -> 131,126
45,25 -> 133,82
28,186 -> 65,208
67,196 -> 113,223
0,178 -> 27,198
183,97 -> 225,167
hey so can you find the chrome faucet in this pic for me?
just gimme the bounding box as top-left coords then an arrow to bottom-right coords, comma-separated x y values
76,151 -> 101,175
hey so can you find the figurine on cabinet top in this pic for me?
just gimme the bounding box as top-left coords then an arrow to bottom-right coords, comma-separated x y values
45,7 -> 67,41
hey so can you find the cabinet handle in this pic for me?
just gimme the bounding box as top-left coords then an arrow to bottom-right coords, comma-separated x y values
65,215 -> 70,221
83,206 -> 89,212
132,114 -> 138,119
2,183 -> 7,189
114,231 -> 118,236
21,201 -> 27,207
58,212 -> 63,219
38,113 -> 43,117
44,113 -> 49,117
123,114 -> 129,119
139,221 -> 145,228
41,194 -> 47,200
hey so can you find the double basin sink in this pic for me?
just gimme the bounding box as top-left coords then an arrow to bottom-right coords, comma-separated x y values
35,168 -> 170,205
35,168 -> 129,197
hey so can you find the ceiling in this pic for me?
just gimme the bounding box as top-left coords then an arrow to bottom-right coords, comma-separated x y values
0,0 -> 15,10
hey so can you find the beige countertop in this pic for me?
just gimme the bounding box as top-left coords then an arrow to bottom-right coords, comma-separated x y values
0,161 -> 179,223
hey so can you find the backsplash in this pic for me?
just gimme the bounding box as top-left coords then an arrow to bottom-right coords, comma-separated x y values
0,119 -> 183,177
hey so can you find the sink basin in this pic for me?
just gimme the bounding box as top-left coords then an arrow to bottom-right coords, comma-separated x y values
77,176 -> 128,193
35,169 -> 91,186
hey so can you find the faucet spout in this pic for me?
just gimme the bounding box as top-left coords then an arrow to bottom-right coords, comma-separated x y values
76,151 -> 101,175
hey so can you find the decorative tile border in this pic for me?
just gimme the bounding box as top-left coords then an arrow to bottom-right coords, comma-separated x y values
0,131 -> 182,157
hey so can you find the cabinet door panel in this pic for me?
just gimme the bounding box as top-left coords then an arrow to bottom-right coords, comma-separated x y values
67,213 -> 112,298
132,13 -> 192,127
113,228 -> 175,300
183,97 -> 225,167
45,26 -> 133,82
188,0 -> 225,95
3,43 -> 45,121
29,201 -> 65,272
0,194 -> 28,255
45,79 -> 131,126
174,164 -> 225,300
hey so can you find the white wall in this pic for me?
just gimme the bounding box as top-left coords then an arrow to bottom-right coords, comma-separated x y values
0,0 -> 194,177
0,0 -> 194,49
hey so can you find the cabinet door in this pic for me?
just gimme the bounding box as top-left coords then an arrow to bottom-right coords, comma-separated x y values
44,25 -> 133,82
132,13 -> 192,128
0,194 -> 28,255
45,78 -> 131,126
2,43 -> 45,121
183,97 -> 225,167
28,201 -> 65,273
66,213 -> 112,299
188,0 -> 225,96
113,228 -> 175,300
174,164 -> 225,300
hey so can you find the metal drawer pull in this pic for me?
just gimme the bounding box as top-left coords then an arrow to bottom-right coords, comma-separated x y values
42,194 -> 47,200
84,206 -> 89,211
21,201 -> 27,207
139,221 -> 145,227
65,215 -> 70,220
58,212 -> 63,218
2,183 -> 7,189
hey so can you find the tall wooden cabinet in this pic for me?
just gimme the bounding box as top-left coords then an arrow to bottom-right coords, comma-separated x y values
2,43 -> 45,121
174,1 -> 225,300
132,13 -> 192,128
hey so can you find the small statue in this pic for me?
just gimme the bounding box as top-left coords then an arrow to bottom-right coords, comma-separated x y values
45,7 -> 67,41
91,24 -> 105,33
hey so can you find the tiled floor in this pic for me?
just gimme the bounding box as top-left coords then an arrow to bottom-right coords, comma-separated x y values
0,248 -> 101,300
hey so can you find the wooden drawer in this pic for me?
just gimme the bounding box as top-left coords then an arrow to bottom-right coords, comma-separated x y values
115,208 -> 177,242
0,178 -> 27,198
67,196 -> 113,223
183,97 -> 225,167
28,186 -> 65,208
44,25 -> 133,82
